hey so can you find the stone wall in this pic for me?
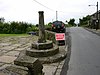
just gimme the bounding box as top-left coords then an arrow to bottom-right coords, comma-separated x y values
45,30 -> 56,44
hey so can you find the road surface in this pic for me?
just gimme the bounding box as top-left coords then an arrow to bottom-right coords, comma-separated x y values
61,27 -> 100,75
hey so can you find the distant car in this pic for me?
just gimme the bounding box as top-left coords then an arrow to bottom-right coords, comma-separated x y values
28,31 -> 36,35
52,21 -> 65,33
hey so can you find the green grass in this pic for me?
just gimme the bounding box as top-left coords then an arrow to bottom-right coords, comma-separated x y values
0,34 -> 29,37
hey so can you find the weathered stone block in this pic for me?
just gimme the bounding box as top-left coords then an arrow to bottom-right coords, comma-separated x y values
31,40 -> 53,50
14,52 -> 43,75
0,56 -> 17,64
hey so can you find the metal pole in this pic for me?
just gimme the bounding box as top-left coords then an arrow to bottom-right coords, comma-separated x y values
96,2 -> 99,30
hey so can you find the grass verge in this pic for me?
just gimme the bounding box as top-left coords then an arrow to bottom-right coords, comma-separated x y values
0,34 -> 29,37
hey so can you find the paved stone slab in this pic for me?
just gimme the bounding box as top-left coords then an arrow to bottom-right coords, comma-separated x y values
15,48 -> 27,51
59,60 -> 65,65
0,51 -> 3,56
0,43 -> 11,47
0,64 -> 11,70
4,65 -> 28,75
0,50 -> 8,56
18,38 -> 28,44
55,69 -> 61,75
0,68 -> 19,75
22,43 -> 30,47
43,65 -> 57,75
4,51 -> 20,57
58,64 -> 63,69
11,44 -> 22,47
1,46 -> 15,51
0,72 -> 6,75
49,62 -> 59,67
2,38 -> 12,42
0,56 -> 17,63
0,62 -> 4,67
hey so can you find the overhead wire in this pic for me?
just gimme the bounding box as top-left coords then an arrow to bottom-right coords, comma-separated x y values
33,0 -> 76,14
33,0 -> 55,11
33,0 -> 70,13
33,0 -> 90,22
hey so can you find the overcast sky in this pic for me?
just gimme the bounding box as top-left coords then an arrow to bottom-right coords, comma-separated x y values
0,0 -> 100,24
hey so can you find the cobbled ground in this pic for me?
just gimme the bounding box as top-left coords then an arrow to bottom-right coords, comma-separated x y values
0,35 -> 38,69
0,35 -> 66,75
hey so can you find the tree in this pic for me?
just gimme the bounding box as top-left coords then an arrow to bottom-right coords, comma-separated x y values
0,22 -> 4,33
45,22 -> 52,30
68,18 -> 76,26
0,17 -> 5,22
79,15 -> 91,27
0,21 -> 37,34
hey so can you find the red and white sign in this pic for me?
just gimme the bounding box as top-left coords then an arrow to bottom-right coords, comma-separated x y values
55,33 -> 65,41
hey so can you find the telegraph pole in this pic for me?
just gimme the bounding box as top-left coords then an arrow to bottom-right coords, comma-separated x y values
56,11 -> 58,21
89,2 -> 99,30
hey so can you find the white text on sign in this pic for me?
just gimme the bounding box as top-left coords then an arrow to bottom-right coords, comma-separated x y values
55,33 -> 65,41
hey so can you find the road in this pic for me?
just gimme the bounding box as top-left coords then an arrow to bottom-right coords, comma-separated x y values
61,27 -> 100,75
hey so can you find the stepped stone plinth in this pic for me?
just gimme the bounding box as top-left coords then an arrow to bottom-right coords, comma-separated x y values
26,42 -> 59,57
31,40 -> 53,50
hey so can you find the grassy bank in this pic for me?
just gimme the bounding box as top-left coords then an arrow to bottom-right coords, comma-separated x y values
0,34 -> 29,37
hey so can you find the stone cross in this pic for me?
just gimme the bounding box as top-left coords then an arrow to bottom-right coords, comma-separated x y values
38,11 -> 46,43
